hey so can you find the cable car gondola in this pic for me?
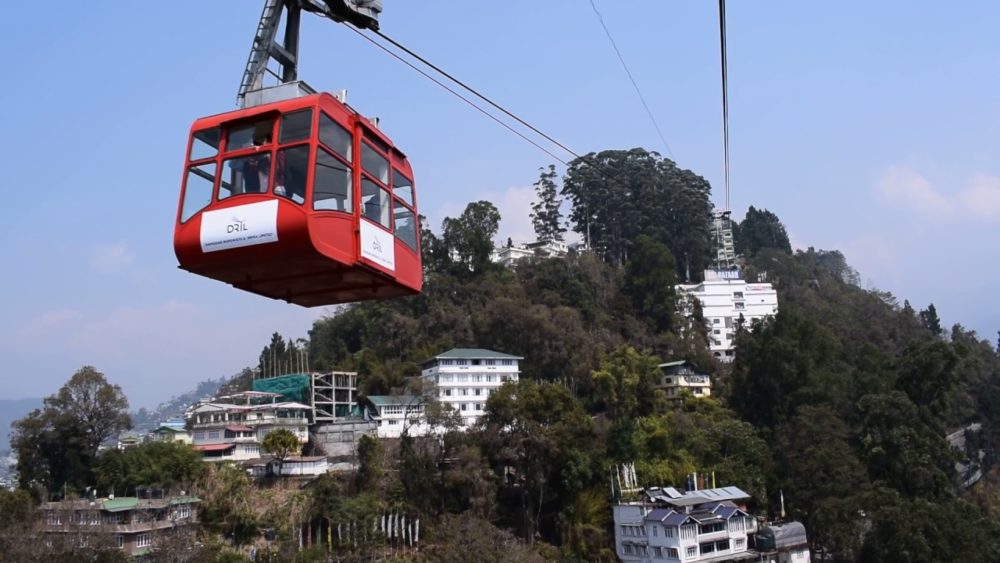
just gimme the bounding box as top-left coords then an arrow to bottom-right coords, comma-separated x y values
173,90 -> 421,307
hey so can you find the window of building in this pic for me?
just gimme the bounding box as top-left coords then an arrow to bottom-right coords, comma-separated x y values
457,360 -> 468,366
501,359 -> 514,366
666,547 -> 679,558
652,525 -> 658,537
713,329 -> 721,335
653,546 -> 662,557
700,542 -> 715,555
715,539 -> 730,551
117,535 -> 124,549
734,302 -> 745,310
664,525 -> 674,537
680,524 -> 696,539
208,430 -> 220,440
699,522 -> 725,534
686,546 -> 697,557
136,533 -> 152,548
485,359 -> 496,366
460,403 -> 468,411
712,318 -> 721,324
734,538 -> 745,549
733,291 -> 744,299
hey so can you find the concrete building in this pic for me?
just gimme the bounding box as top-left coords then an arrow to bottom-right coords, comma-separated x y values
755,521 -> 811,563
421,348 -> 521,428
151,421 -> 192,445
678,269 -> 778,362
613,486 -> 757,562
39,495 -> 200,557
492,239 -> 569,268
187,391 -> 311,461
658,361 -> 711,406
365,395 -> 429,438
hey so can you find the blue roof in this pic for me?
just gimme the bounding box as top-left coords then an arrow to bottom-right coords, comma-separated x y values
367,395 -> 422,407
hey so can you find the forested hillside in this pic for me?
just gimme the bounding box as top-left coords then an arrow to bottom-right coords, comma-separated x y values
288,150 -> 1000,561
4,149 -> 999,562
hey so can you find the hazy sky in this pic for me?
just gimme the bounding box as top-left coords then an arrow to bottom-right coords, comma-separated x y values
1,1 -> 996,408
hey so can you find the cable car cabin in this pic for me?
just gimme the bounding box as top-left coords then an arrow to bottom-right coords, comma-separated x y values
174,93 -> 421,307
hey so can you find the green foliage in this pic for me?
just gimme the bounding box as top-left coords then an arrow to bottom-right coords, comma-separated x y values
590,346 -> 663,425
11,366 -> 131,496
441,200 -> 502,275
355,434 -> 382,492
561,148 -> 713,273
198,464 -> 259,546
733,206 -> 792,256
261,428 -> 301,463
622,236 -> 678,332
530,165 -> 566,242
93,440 -> 204,496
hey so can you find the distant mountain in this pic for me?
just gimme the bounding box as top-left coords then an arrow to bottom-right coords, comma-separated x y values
0,398 -> 42,452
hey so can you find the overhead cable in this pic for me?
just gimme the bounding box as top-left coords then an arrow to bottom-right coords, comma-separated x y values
347,26 -> 570,165
587,0 -> 675,159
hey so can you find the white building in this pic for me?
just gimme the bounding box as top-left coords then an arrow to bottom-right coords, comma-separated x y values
492,239 -> 569,268
365,395 -> 430,438
613,486 -> 756,562
421,348 -> 521,428
678,269 -> 778,362
186,391 -> 311,462
657,361 -> 711,406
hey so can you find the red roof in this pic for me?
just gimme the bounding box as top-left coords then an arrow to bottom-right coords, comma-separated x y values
194,443 -> 236,452
226,425 -> 254,432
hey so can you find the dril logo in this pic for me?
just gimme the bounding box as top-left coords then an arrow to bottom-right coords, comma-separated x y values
371,238 -> 383,253
227,217 -> 247,233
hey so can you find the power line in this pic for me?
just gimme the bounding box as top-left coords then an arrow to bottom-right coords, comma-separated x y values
587,0 -> 675,160
347,26 -> 570,165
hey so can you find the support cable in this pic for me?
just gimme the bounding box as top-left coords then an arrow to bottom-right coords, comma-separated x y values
347,27 -> 569,165
587,0 -> 675,159
719,0 -> 731,212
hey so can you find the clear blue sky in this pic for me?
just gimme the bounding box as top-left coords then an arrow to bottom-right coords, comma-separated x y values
1,1 -> 997,408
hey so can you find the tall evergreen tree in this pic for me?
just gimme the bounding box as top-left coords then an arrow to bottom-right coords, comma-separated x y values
919,303 -> 943,335
734,206 -> 792,257
530,165 -> 565,242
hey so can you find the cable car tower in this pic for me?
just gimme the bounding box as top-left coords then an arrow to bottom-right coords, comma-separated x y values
237,0 -> 381,108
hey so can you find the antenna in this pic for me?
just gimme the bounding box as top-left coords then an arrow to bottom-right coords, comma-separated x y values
719,0 -> 731,212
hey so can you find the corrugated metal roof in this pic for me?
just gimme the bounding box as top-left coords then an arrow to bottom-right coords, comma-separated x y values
102,497 -> 140,512
432,348 -> 523,360
194,443 -> 236,452
367,395 -> 422,407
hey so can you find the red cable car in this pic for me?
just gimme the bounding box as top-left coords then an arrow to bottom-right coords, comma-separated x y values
173,92 -> 422,307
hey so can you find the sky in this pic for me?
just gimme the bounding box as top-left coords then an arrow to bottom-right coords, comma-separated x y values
0,1 -> 997,408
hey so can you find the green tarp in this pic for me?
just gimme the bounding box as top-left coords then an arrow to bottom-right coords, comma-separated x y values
252,374 -> 310,404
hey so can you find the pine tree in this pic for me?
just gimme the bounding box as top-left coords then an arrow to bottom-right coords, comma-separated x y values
530,165 -> 565,242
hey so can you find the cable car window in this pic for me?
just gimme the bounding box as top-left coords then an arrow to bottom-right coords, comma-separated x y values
361,179 -> 391,229
190,128 -> 220,161
393,200 -> 417,251
361,142 -> 389,184
314,148 -> 352,212
279,110 -> 313,145
180,163 -> 216,223
227,119 -> 275,151
275,146 -> 309,204
219,154 -> 271,200
392,170 -> 413,206
319,113 -> 352,161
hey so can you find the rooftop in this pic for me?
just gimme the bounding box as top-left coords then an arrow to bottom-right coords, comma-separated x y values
367,395 -> 423,407
431,348 -> 523,361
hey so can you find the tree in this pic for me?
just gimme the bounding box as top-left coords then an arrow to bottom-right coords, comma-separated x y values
561,148 -> 713,272
261,428 -> 301,476
530,165 -> 565,242
733,206 -> 791,257
622,236 -> 679,333
11,366 -> 131,496
441,201 -> 502,274
94,441 -> 204,497
919,303 -> 943,335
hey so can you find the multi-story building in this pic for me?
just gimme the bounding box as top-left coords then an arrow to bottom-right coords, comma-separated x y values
613,486 -> 756,562
421,348 -> 521,428
365,395 -> 429,438
678,269 -> 778,362
657,361 -> 711,406
492,239 -> 569,268
151,420 -> 192,445
39,495 -> 200,557
187,390 -> 311,461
